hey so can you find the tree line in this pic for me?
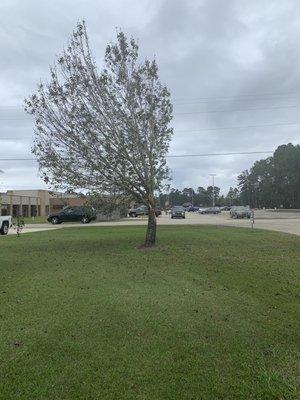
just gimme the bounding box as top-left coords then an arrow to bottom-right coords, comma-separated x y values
157,186 -> 222,207
237,143 -> 299,208
158,143 -> 300,209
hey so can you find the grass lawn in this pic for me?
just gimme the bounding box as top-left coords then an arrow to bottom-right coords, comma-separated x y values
0,226 -> 299,400
12,216 -> 48,225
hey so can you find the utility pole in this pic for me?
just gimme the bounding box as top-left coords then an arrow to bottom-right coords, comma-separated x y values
210,174 -> 216,207
165,184 -> 171,214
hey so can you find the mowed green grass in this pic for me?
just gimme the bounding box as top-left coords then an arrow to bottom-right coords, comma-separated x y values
12,216 -> 47,225
0,226 -> 299,400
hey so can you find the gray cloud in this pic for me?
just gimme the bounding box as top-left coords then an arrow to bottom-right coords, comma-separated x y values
0,0 -> 299,193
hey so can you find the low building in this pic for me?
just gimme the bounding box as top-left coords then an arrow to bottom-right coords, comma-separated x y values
0,190 -> 86,217
48,193 -> 87,213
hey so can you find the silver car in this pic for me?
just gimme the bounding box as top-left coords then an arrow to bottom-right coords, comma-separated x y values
230,206 -> 251,219
200,207 -> 220,215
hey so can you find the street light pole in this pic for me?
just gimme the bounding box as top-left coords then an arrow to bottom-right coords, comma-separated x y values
210,174 -> 216,207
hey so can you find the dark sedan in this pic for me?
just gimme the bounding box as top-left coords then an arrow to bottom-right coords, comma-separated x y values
128,205 -> 161,217
171,206 -> 186,219
47,206 -> 97,224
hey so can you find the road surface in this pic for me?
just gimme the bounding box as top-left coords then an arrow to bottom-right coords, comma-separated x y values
6,210 -> 300,236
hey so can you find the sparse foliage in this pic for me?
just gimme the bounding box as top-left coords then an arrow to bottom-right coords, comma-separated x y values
86,191 -> 129,219
13,216 -> 25,237
25,21 -> 173,246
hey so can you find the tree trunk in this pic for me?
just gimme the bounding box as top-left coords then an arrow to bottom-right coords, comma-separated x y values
145,207 -> 156,247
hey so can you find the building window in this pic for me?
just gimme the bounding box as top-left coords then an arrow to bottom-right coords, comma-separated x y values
0,205 -> 8,216
12,205 -> 20,217
22,205 -> 29,217
31,205 -> 37,217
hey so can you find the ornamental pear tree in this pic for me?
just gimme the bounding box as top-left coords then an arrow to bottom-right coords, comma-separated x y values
25,21 -> 173,246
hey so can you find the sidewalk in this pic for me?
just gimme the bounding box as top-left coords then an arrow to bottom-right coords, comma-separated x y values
7,212 -> 300,236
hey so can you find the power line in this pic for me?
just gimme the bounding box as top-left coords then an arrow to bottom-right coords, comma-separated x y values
166,151 -> 273,158
173,97 -> 300,106
4,91 -> 300,109
0,118 -> 33,121
0,137 -> 33,140
0,158 -> 36,161
174,100 -> 300,108
172,91 -> 300,102
176,121 -> 300,132
1,98 -> 300,110
1,104 -> 300,121
175,104 -> 300,115
0,151 -> 274,162
174,97 -> 300,104
1,121 -> 300,141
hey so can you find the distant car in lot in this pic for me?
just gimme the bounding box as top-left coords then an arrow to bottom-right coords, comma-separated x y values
0,215 -> 12,235
182,202 -> 193,210
187,206 -> 199,212
220,206 -> 231,211
128,205 -> 161,217
155,208 -> 162,217
171,206 -> 186,219
200,207 -> 220,215
47,206 -> 97,224
230,206 -> 251,219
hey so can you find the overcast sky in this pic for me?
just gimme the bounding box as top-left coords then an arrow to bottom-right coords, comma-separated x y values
0,0 -> 300,194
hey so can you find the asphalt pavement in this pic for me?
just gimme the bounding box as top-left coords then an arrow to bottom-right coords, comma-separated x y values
6,210 -> 300,236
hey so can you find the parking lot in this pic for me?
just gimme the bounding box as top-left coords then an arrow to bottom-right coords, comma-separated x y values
6,209 -> 300,236
156,210 -> 300,235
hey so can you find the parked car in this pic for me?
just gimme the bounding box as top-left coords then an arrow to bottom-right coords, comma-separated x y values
47,206 -> 97,224
128,205 -> 161,217
0,215 -> 12,235
220,206 -> 231,211
187,206 -> 200,212
182,202 -> 193,210
230,206 -> 251,219
155,208 -> 162,217
171,206 -> 186,219
200,207 -> 220,215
